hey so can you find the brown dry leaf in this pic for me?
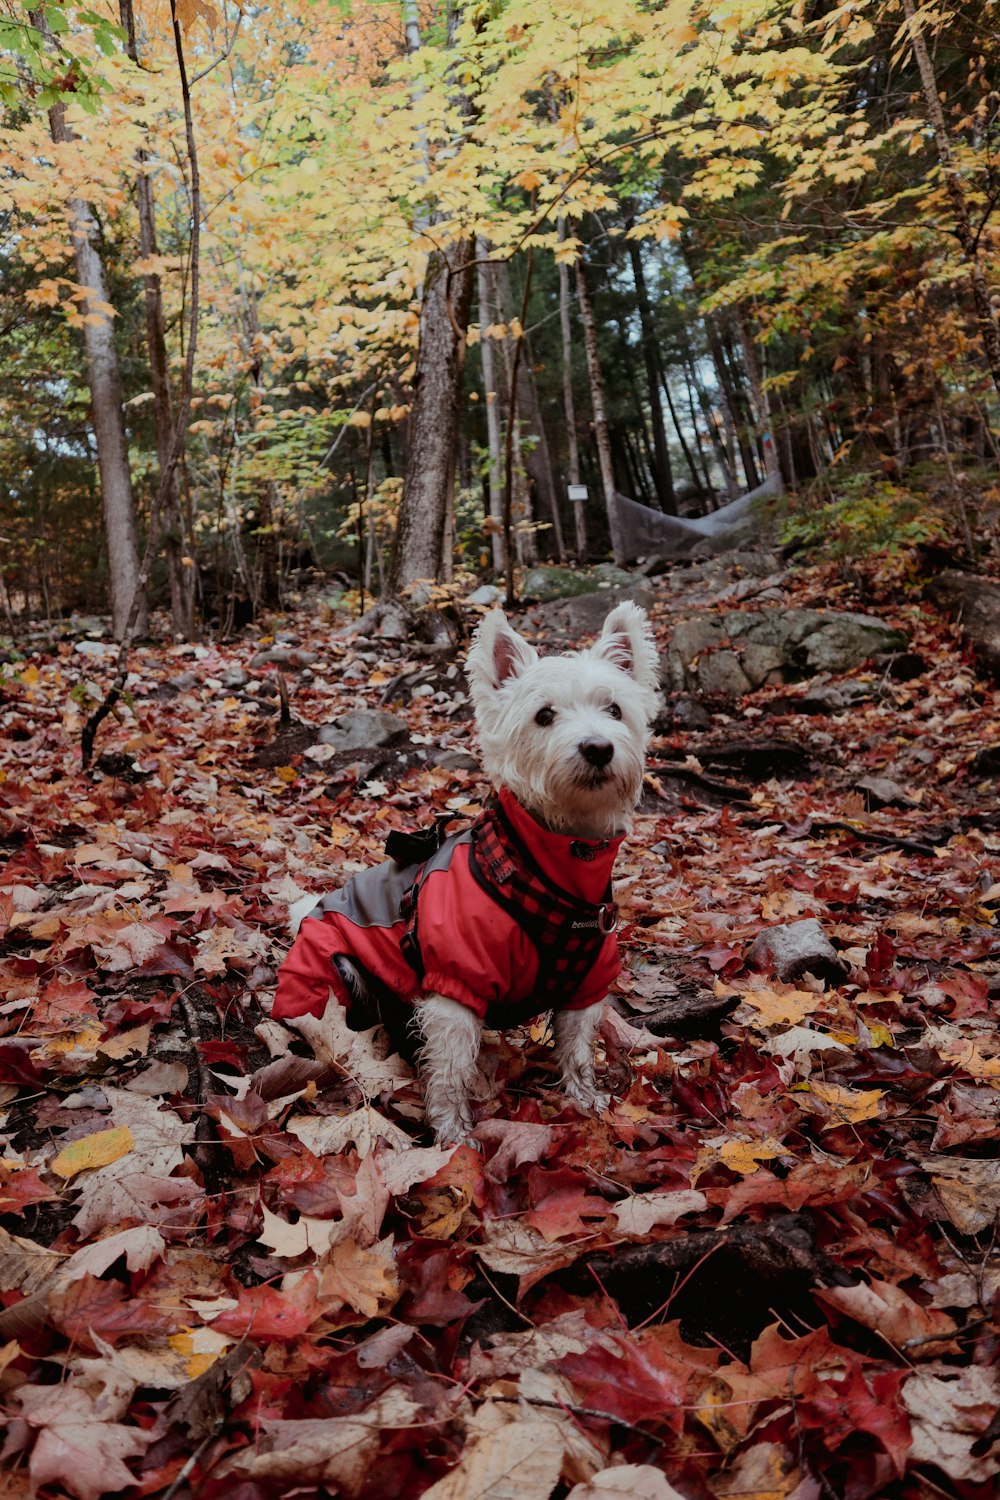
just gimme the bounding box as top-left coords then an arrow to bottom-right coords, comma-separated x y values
194,923 -> 260,977
567,1466 -> 691,1500
708,1440 -> 800,1499
376,1143 -> 456,1196
67,1091 -> 196,1236
317,1235 -> 399,1318
818,1278 -> 957,1350
422,1416 -> 564,1500
257,1205 -> 340,1259
0,1225 -> 63,1295
288,999 -> 413,1095
475,1119 -> 557,1180
739,988 -> 823,1028
516,1369 -> 609,1485
918,1154 -> 1000,1234
219,1388 -> 420,1496
611,1189 -> 708,1234
807,1081 -> 885,1125
61,1225 -> 166,1282
477,1219 -> 583,1293
287,1105 -> 413,1156
465,1311 -> 593,1383
902,1365 -> 1000,1483
96,1024 -> 152,1061
15,1383 -> 153,1500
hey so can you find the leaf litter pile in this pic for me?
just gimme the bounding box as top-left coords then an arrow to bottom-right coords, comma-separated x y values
1,561 -> 999,1500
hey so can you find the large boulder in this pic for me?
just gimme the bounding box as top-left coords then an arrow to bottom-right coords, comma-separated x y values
317,709 -> 408,751
663,607 -> 907,696
520,563 -> 634,603
927,571 -> 1000,679
523,584 -> 655,637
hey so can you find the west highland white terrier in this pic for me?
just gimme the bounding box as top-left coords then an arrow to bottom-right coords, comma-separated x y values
273,601 -> 659,1143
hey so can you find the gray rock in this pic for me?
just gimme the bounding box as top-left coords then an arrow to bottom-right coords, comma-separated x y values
317,709 -> 408,751
747,918 -> 848,985
521,564 -> 634,603
467,584 -> 505,607
856,775 -> 916,810
765,681 -> 877,716
427,749 -> 480,772
250,647 -> 320,670
220,666 -> 249,690
527,584 -> 655,637
663,608 -> 907,697
927,571 -> 1000,679
172,670 -> 201,691
74,639 -> 116,659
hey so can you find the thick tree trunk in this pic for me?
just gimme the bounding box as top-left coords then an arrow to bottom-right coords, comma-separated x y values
558,221 -> 587,558
902,0 -> 1000,398
120,0 -> 195,641
628,240 -> 676,513
575,259 -> 624,563
476,244 -> 506,575
389,247 -> 474,592
35,17 -> 145,641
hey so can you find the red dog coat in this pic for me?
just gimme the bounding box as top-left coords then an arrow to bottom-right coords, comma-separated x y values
273,788 -> 622,1026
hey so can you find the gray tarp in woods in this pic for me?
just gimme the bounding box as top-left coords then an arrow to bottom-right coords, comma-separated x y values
615,474 -> 782,560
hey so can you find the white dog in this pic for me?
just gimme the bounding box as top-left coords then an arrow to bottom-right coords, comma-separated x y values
274,602 -> 658,1143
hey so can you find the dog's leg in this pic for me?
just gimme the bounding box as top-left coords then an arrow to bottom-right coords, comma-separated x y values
414,995 -> 483,1144
554,1003 -> 610,1114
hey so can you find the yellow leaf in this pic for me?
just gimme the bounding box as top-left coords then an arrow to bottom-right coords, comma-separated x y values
809,1083 -> 885,1125
51,1125 -> 135,1179
718,1138 -> 783,1174
274,766 -> 298,783
741,988 -> 821,1027
17,665 -> 39,686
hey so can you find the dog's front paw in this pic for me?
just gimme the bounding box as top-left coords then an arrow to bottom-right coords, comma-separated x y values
564,1081 -> 611,1116
426,1105 -> 476,1147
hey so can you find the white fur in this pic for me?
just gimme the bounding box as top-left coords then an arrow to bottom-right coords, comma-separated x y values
293,604 -> 655,1144
410,603 -> 654,1141
466,601 -> 658,840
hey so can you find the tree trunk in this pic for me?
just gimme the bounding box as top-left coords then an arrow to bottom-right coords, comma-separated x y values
35,13 -> 145,641
575,258 -> 624,563
737,307 -> 782,489
902,0 -> 1000,398
628,240 -> 676,513
558,220 -> 587,558
120,0 -> 195,641
496,261 -> 563,561
476,247 -> 506,576
389,248 -> 474,592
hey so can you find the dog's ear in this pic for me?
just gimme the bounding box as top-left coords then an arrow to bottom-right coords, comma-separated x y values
468,609 -> 538,693
591,602 -> 659,693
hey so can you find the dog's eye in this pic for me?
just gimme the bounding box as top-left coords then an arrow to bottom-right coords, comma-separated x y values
606,702 -> 622,720
534,706 -> 555,726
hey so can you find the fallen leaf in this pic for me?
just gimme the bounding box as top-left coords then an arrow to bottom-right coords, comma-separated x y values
51,1126 -> 135,1179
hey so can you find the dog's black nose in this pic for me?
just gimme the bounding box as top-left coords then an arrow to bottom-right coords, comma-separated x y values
579,738 -> 614,768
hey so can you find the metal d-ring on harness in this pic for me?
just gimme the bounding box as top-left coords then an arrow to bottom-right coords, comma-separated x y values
392,800 -> 618,1022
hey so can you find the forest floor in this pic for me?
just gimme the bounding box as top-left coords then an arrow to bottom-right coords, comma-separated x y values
1,554 -> 999,1500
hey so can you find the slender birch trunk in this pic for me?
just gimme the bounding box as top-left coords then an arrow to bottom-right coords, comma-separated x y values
477,244 -> 506,576
33,11 -> 145,641
575,258 -> 625,564
558,219 -> 587,558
